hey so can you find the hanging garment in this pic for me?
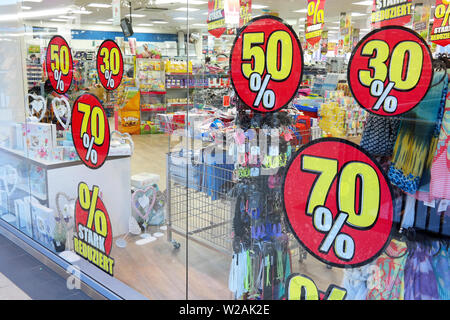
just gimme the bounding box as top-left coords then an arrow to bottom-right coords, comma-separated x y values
389,71 -> 447,194
341,264 -> 373,300
404,242 -> 440,300
415,74 -> 449,202
360,114 -> 400,157
431,243 -> 450,300
431,74 -> 450,200
366,239 -> 408,300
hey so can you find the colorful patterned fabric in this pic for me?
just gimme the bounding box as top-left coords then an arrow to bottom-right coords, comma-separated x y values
366,239 -> 408,300
360,115 -> 400,157
404,242 -> 440,300
431,244 -> 450,300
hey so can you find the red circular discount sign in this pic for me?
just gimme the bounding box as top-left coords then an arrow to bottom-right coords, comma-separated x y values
283,138 -> 394,268
46,36 -> 73,94
348,26 -> 433,116
230,16 -> 303,113
74,182 -> 114,276
96,40 -> 124,91
71,94 -> 110,169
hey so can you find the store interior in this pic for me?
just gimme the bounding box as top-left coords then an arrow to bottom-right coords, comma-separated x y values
0,0 -> 449,300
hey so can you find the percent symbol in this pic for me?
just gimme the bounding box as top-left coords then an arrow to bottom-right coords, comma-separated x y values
54,69 -> 65,92
313,206 -> 355,261
82,132 -> 98,165
370,80 -> 398,113
249,73 -> 276,110
104,70 -> 115,89
308,0 -> 324,25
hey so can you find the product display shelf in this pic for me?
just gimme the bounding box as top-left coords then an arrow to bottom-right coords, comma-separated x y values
0,145 -> 132,238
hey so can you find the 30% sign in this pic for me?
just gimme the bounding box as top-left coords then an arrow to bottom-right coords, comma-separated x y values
348,26 -> 434,116
96,40 -> 124,91
71,94 -> 110,169
45,36 -> 73,94
230,16 -> 304,113
283,138 -> 394,268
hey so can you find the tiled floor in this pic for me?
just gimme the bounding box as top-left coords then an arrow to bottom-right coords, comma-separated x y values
0,233 -> 91,300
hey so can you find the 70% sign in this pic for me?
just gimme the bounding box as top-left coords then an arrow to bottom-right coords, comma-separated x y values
348,26 -> 434,116
283,139 -> 394,268
71,94 -> 111,169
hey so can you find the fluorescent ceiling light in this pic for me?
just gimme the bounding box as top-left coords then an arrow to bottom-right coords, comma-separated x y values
21,6 -> 32,10
152,21 -> 169,24
23,0 -> 43,2
192,23 -> 207,26
252,4 -> 268,9
351,12 -> 367,17
69,9 -> 92,15
173,17 -> 194,20
294,9 -> 308,13
353,1 -> 373,5
50,18 -> 68,22
0,7 -> 73,21
96,21 -> 111,24
87,3 -> 112,8
154,0 -> 206,4
59,16 -> 76,19
138,23 -> 154,26
175,7 -> 200,12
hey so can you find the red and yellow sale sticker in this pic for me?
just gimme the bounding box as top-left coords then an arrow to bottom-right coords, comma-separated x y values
348,26 -> 434,116
74,182 -> 114,276
71,94 -> 110,169
96,40 -> 124,91
287,274 -> 347,300
283,138 -> 394,268
430,0 -> 450,47
207,0 -> 226,38
45,35 -> 73,94
230,16 -> 303,113
305,0 -> 326,46
371,0 -> 413,28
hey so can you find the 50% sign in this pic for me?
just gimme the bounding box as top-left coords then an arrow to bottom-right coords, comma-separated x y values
45,36 -> 73,94
96,40 -> 124,91
71,94 -> 110,169
283,138 -> 394,268
348,26 -> 434,116
230,16 -> 304,113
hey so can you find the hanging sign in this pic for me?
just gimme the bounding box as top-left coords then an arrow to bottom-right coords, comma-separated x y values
45,35 -> 73,94
240,0 -> 252,27
225,0 -> 240,25
305,0 -> 326,46
283,138 -> 394,268
208,0 -> 226,38
74,182 -> 114,276
96,39 -> 124,91
348,26 -> 434,116
430,0 -> 450,47
371,0 -> 413,28
413,3 -> 431,41
71,94 -> 111,169
340,12 -> 352,52
230,16 -> 304,113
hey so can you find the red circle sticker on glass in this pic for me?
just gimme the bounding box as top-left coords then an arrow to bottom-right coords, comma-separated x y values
283,138 -> 394,268
230,15 -> 304,113
348,26 -> 433,116
74,182 -> 114,276
96,40 -> 124,91
71,94 -> 110,169
46,35 -> 73,94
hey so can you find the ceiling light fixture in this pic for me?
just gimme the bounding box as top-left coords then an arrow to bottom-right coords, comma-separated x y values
87,3 -> 112,8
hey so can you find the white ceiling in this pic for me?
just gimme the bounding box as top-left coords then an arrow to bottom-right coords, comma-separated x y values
18,0 -> 437,36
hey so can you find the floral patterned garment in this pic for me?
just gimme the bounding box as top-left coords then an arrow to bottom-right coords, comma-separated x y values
404,242 -> 440,300
366,239 -> 408,300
